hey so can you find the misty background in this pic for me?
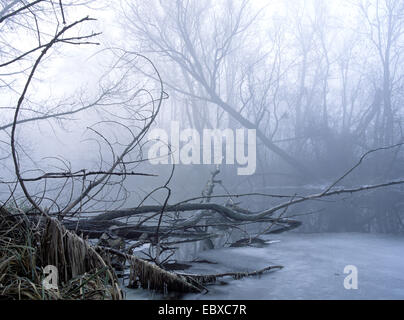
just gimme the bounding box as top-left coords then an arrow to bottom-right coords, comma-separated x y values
1,0 -> 404,237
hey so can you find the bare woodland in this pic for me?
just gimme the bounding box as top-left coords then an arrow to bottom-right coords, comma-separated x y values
1,0 -> 404,299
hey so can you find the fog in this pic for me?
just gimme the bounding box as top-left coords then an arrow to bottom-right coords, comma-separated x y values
1,0 -> 404,300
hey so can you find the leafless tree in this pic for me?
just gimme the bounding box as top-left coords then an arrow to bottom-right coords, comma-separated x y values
120,0 -> 316,180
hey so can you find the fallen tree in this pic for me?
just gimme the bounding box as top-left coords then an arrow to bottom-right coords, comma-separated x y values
57,145 -> 404,270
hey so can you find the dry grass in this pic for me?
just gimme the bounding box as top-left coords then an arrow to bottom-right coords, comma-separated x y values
0,207 -> 122,300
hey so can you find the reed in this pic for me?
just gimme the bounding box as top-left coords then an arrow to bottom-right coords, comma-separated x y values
0,207 -> 122,300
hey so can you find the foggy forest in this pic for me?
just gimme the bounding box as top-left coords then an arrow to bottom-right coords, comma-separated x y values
0,0 -> 404,301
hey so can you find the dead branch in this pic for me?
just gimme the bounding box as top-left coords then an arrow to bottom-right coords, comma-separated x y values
0,0 -> 45,24
177,265 -> 284,285
19,170 -> 157,182
10,16 -> 99,217
90,175 -> 404,223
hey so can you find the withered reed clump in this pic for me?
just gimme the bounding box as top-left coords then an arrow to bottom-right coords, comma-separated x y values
0,207 -> 57,300
0,207 -> 122,300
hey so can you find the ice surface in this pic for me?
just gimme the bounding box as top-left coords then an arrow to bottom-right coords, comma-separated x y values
125,233 -> 404,300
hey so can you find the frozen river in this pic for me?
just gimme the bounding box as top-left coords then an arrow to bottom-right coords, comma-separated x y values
125,233 -> 404,300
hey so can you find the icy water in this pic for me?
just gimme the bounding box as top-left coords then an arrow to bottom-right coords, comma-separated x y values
125,233 -> 404,300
